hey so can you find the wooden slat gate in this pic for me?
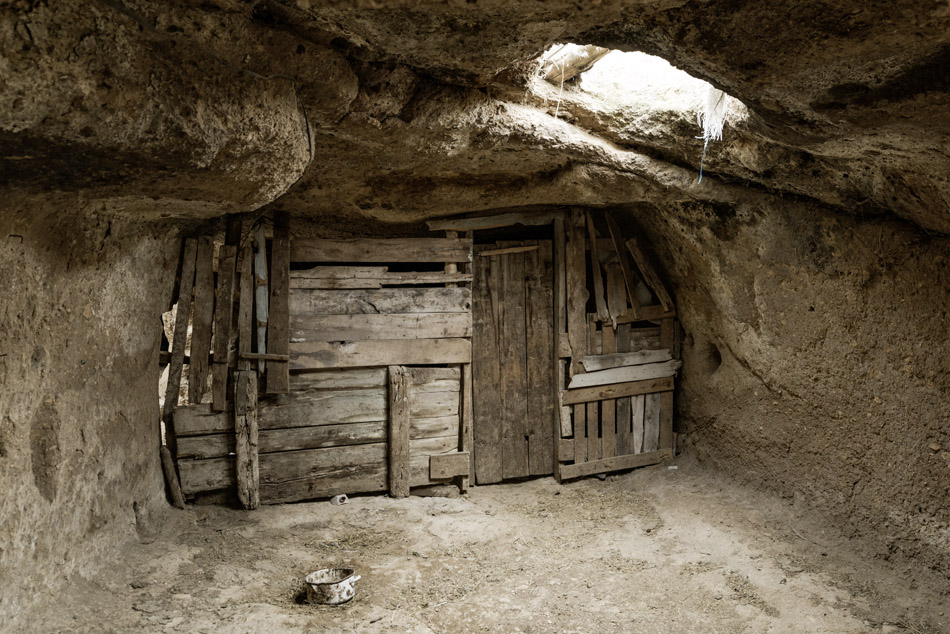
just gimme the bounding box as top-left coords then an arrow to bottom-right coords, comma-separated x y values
472,241 -> 556,484
554,209 -> 680,480
164,225 -> 475,506
452,208 -> 680,484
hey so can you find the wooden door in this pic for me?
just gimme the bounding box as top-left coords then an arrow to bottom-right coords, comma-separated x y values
472,241 -> 556,484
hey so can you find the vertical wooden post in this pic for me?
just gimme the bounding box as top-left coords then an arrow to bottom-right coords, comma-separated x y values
162,237 -> 198,456
566,209 -> 588,376
553,216 -> 571,477
460,363 -> 474,492
253,223 -> 269,375
586,211 -> 609,322
237,245 -> 254,373
266,211 -> 290,394
189,236 -> 215,404
462,231 -> 475,486
160,446 -> 186,509
234,370 -> 260,510
211,245 -> 237,411
605,212 -> 642,320
388,365 -> 410,498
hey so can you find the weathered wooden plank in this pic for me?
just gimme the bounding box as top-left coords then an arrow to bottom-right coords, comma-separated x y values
174,405 -> 230,436
260,388 -> 386,428
411,389 -> 460,419
587,212 -> 610,322
461,363 -> 474,492
290,367 -> 386,390
554,216 -> 567,334
605,212 -> 642,321
601,311 -> 617,461
525,240 -> 555,476
290,287 -> 472,316
234,370 -> 260,509
558,438 -> 574,462
211,245 -> 237,411
614,305 -> 676,325
189,236 -> 215,404
290,312 -> 472,342
632,394 -> 645,454
472,245 -> 503,484
567,360 -> 682,389
499,242 -> 530,480
163,237 -> 198,451
586,400 -> 601,462
265,436 -> 458,485
292,237 -> 472,263
289,338 -> 472,369
554,216 -> 570,480
407,366 -> 461,384
178,457 -> 235,496
253,224 -> 269,373
643,393 -> 661,453
566,210 -> 588,375
559,448 -> 671,480
626,235 -> 674,312
573,403 -> 587,463
615,314 -> 633,456
256,438 -> 458,504
179,435 -> 461,497
562,376 -> 675,405
581,349 -> 673,372
479,245 -> 539,257
605,261 -> 627,326
660,391 -> 674,451
388,365 -> 411,498
177,415 -> 456,459
430,452 -> 470,479
266,210 -> 291,394
290,270 -> 472,289
237,244 -> 254,372
240,352 -> 289,362
427,210 -> 561,232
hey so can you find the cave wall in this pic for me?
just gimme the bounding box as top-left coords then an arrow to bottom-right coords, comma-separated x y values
0,202 -> 176,622
626,200 -> 950,575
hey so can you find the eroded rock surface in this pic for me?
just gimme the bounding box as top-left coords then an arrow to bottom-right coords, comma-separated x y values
1,0 -> 948,623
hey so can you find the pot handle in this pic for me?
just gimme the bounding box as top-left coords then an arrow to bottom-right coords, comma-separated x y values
351,575 -> 362,584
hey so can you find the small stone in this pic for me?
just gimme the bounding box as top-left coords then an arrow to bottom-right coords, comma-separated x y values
929,443 -> 941,452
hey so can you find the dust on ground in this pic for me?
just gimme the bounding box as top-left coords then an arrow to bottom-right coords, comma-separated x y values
20,457 -> 948,633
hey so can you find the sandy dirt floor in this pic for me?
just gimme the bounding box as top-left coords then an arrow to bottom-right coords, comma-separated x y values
20,458 -> 949,633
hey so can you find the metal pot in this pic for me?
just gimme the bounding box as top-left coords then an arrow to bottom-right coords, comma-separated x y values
304,568 -> 361,605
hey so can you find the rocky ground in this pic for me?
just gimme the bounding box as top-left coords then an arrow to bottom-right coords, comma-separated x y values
18,457 -> 948,634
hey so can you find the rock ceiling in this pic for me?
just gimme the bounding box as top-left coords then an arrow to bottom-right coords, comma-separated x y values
2,1 -> 949,232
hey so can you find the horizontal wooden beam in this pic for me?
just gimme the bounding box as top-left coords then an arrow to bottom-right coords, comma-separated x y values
561,376 -> 674,405
178,436 -> 460,498
291,312 -> 472,342
290,338 -> 472,369
478,245 -> 539,257
290,287 -> 472,316
291,238 -> 472,263
427,210 -> 562,232
240,352 -> 290,362
559,449 -> 671,480
581,349 -> 672,372
290,268 -> 472,290
568,360 -> 681,389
